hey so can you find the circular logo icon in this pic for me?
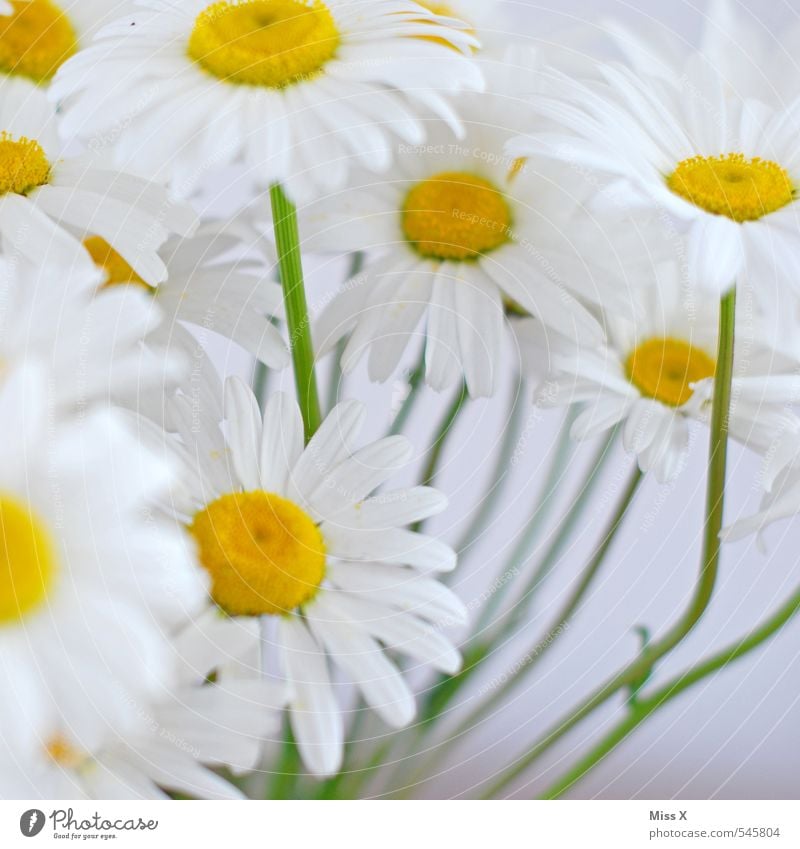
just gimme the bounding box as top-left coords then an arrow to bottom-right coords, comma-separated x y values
19,810 -> 46,837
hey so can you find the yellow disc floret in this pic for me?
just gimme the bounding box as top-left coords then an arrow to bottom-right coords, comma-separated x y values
188,0 -> 340,88
84,236 -> 154,293
0,0 -> 78,83
45,735 -> 85,768
0,495 -> 57,625
402,171 -> 512,261
626,337 -> 716,408
190,491 -> 326,616
667,153 -> 795,222
0,132 -> 50,196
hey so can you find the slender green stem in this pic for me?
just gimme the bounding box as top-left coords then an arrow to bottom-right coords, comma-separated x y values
540,580 -> 800,799
478,420 -> 615,637
412,382 -> 468,532
389,355 -> 426,436
252,360 -> 271,409
453,372 -> 527,558
326,252 -> 365,414
397,463 -> 642,796
482,288 -> 738,799
266,725 -> 302,800
270,183 -> 321,441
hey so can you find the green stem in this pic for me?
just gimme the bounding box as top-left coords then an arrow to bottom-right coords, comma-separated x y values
252,360 -> 271,409
326,252 -> 365,414
540,580 -> 800,799
389,355 -> 426,436
270,183 -> 321,441
412,382 -> 468,532
482,288 -> 737,799
397,463 -> 641,796
453,372 -> 527,558
477,419 -> 615,637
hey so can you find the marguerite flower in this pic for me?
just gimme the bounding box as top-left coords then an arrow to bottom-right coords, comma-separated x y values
508,55 -> 800,297
91,224 -> 289,372
3,668 -> 286,799
603,0 -> 800,107
0,366 -> 207,778
52,0 -> 483,203
0,252 -> 190,416
165,377 -> 466,776
525,261 -> 800,482
0,0 -> 134,85
0,75 -> 196,283
304,77 -> 651,396
724,441 -> 800,543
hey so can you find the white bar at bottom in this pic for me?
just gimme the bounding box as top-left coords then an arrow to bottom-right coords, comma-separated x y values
1,800 -> 797,848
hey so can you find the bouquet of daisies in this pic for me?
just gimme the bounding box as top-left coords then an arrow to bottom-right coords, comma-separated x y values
1,0 -> 799,801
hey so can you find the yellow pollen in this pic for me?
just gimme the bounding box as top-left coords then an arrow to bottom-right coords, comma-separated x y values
402,171 -> 512,262
188,0 -> 340,88
0,495 -> 57,626
190,491 -> 326,617
84,236 -> 154,293
0,0 -> 78,83
45,735 -> 84,768
667,153 -> 795,223
0,132 -> 50,197
412,2 -> 475,50
626,337 -> 716,408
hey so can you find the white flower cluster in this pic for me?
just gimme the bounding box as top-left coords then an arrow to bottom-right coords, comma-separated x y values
0,0 -> 799,800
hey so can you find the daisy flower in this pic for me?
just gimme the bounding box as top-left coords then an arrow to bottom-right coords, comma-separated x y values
508,54 -> 800,297
0,1 -> 134,85
0,365 -> 208,777
3,664 -> 286,799
304,73 -> 654,397
0,75 -> 196,283
165,377 -> 465,776
724,441 -> 800,543
52,0 -> 483,204
525,261 -> 800,483
0,252 -> 190,416
91,224 -> 289,372
603,0 -> 800,107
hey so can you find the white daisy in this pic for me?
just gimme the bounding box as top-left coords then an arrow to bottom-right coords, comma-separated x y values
0,0 -> 135,85
526,261 -> 800,483
0,365 -> 208,778
92,224 -> 289,372
0,75 -> 196,283
3,667 -> 286,799
724,441 -> 800,543
165,377 -> 465,776
304,72 -> 656,397
508,54 -> 800,297
603,0 -> 800,107
52,0 -> 483,204
0,251 -> 192,417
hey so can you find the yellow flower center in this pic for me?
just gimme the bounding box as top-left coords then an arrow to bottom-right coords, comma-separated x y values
84,237 -> 154,293
0,0 -> 78,83
188,0 -> 340,88
45,735 -> 85,768
626,337 -> 716,408
189,491 -> 326,617
667,153 -> 795,223
402,171 -> 512,262
0,495 -> 57,626
0,132 -> 50,197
